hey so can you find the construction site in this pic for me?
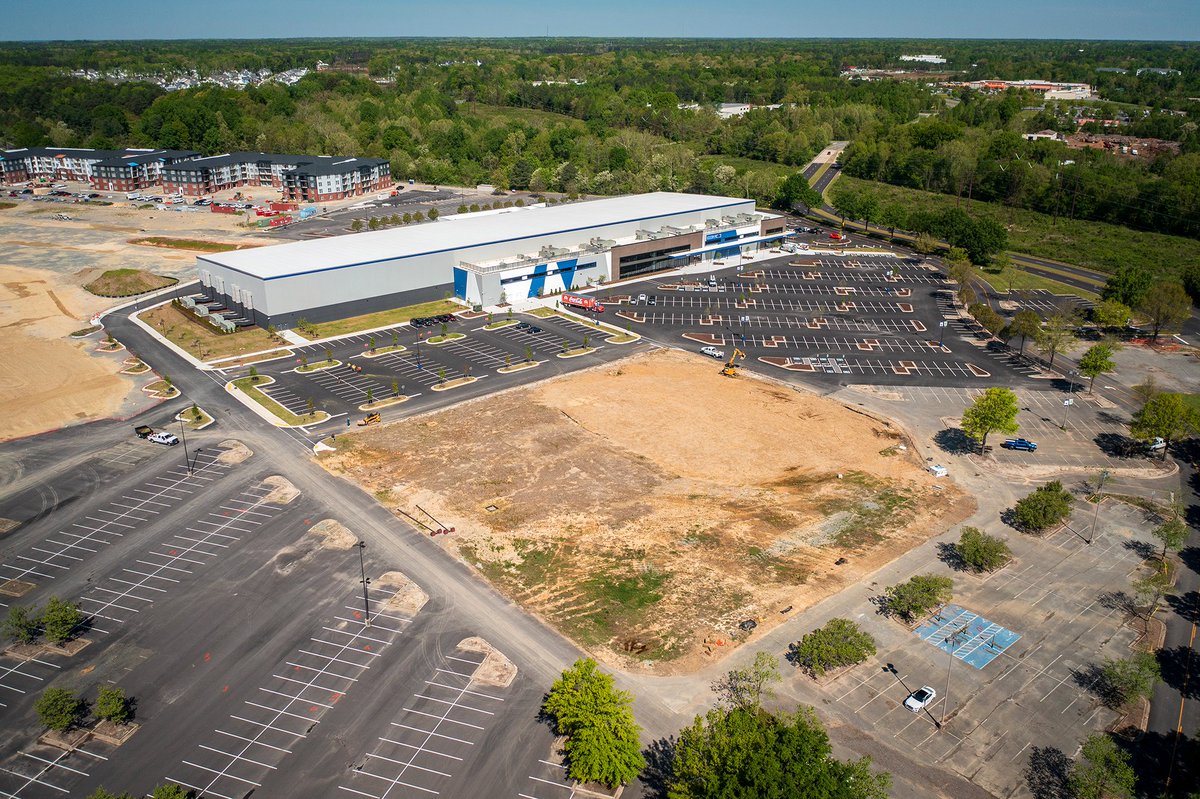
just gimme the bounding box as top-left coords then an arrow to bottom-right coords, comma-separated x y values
319,348 -> 975,674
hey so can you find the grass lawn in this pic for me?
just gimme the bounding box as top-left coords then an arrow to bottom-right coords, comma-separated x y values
233,376 -> 327,426
128,237 -> 257,253
978,266 -> 1100,299
306,299 -> 463,338
84,268 -> 178,297
142,303 -> 281,361
462,103 -> 578,126
835,176 -> 1200,279
699,155 -> 794,182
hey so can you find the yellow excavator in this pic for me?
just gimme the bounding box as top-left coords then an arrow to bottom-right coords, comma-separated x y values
720,348 -> 746,377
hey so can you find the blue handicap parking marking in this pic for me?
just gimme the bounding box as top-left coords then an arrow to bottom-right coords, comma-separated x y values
913,604 -> 1020,669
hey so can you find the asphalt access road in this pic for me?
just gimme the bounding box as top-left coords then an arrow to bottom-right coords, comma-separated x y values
591,249 -> 1047,390
229,309 -> 649,436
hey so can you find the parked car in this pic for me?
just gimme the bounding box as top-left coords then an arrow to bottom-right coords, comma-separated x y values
1001,438 -> 1038,452
904,686 -> 936,712
637,293 -> 647,304
647,295 -> 658,306
1147,437 -> 1167,453
700,346 -> 725,359
515,322 -> 531,330
148,431 -> 179,446
529,326 -> 543,334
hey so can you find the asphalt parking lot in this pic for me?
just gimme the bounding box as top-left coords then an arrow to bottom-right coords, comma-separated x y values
820,499 -> 1153,797
0,421 -> 567,798
230,312 -> 644,432
597,252 -> 1015,387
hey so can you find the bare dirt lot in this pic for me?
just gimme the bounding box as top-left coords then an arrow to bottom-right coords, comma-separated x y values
320,349 -> 974,674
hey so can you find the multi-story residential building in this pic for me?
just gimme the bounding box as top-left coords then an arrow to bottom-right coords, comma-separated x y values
90,149 -> 201,192
162,152 -> 391,199
281,157 -> 391,202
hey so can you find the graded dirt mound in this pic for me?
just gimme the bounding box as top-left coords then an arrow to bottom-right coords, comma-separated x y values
262,475 -> 300,505
307,519 -> 355,549
377,571 -> 430,616
320,349 -> 974,674
217,440 -> 253,464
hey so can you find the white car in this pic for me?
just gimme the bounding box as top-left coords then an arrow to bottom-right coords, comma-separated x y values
637,293 -> 647,304
904,686 -> 936,713
148,432 -> 179,446
700,346 -> 725,359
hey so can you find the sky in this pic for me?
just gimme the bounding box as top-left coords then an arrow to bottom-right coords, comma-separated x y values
3,0 -> 1198,41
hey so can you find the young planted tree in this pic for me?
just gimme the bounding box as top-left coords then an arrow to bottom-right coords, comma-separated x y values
306,398 -> 315,418
882,575 -> 954,623
325,347 -> 333,363
1012,481 -> 1073,532
1134,570 -> 1172,620
367,216 -> 380,231
300,354 -> 308,370
967,303 -> 1005,337
35,687 -> 86,732
392,331 -> 399,348
4,604 -> 41,644
392,379 -> 400,397
1130,392 -> 1199,458
1067,734 -> 1136,799
1008,309 -> 1042,356
957,527 -> 1012,572
789,618 -> 877,678
437,367 -> 446,385
1078,344 -> 1116,394
913,232 -> 938,254
368,335 -> 376,352
350,219 -> 363,233
542,659 -> 644,788
710,652 -> 780,709
440,322 -> 448,337
247,365 -> 259,383
1035,308 -> 1079,367
1150,517 -> 1188,560
1138,281 -> 1191,340
1099,652 -> 1160,707
95,686 -> 132,725
427,208 -> 439,221
961,387 -> 1020,451
190,402 -> 201,421
41,596 -> 83,644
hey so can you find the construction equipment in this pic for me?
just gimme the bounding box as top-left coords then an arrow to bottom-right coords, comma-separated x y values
357,413 -> 381,426
720,348 -> 746,377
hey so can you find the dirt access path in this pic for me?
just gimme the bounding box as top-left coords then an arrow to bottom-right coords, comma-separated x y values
319,349 -> 974,675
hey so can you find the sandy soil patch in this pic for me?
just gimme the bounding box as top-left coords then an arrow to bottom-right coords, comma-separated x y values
216,440 -> 253,465
262,475 -> 300,505
320,349 -> 974,674
376,571 -> 430,616
459,636 -> 518,687
307,519 -> 356,549
0,265 -> 132,441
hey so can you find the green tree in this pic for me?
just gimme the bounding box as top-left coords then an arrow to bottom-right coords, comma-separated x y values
41,595 -> 82,644
392,379 -> 400,397
773,172 -> 822,212
967,303 -> 1005,336
913,231 -> 938,254
876,202 -> 908,238
1091,299 -> 1132,329
510,158 -> 534,190
87,790 -> 135,799
350,218 -> 363,233
882,575 -> 953,622
542,659 -> 644,788
957,526 -> 1012,572
1151,517 -> 1189,559
365,386 -> 374,405
1138,281 -> 1191,340
325,347 -> 333,363
368,217 -> 380,231
4,604 -> 41,644
1134,570 -> 1172,619
95,686 -> 132,725
1067,734 -> 1135,799
788,618 -> 877,678
35,687 -> 86,732
1012,481 -> 1073,532
668,705 -> 890,799
437,367 -> 446,385
961,387 -> 1020,451
1035,308 -> 1078,367
1100,652 -> 1160,707
149,786 -> 191,799
1101,265 -> 1153,308
248,365 -> 258,382
710,652 -> 781,708
524,344 -> 533,362
402,212 -> 412,224
1008,309 -> 1042,355
1130,393 -> 1199,457
828,184 -> 859,228
457,203 -> 468,214
1078,344 -> 1116,394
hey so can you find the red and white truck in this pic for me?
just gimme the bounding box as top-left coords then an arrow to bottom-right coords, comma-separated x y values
561,292 -> 605,313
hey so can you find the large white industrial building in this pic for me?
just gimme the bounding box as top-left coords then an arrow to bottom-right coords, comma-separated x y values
196,192 -> 786,328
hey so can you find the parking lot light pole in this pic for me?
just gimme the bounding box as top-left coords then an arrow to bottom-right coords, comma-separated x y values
356,541 -> 371,627
1088,469 -> 1110,545
938,320 -> 948,348
177,415 -> 192,475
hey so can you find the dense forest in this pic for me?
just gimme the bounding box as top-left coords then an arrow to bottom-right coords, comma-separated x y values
1,39 -> 1198,236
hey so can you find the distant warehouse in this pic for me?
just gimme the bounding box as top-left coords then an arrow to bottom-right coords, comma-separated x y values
197,192 -> 786,328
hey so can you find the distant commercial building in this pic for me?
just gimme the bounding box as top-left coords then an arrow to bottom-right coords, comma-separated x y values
1136,67 -> 1181,77
161,152 -> 391,199
196,192 -> 785,328
1022,129 -> 1063,142
0,147 -> 199,186
899,54 -> 947,64
943,79 -> 1095,100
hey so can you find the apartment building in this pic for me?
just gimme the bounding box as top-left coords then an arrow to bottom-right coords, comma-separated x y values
90,149 -> 202,192
162,152 -> 391,198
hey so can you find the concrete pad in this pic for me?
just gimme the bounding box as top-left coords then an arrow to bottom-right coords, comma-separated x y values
377,570 -> 429,615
